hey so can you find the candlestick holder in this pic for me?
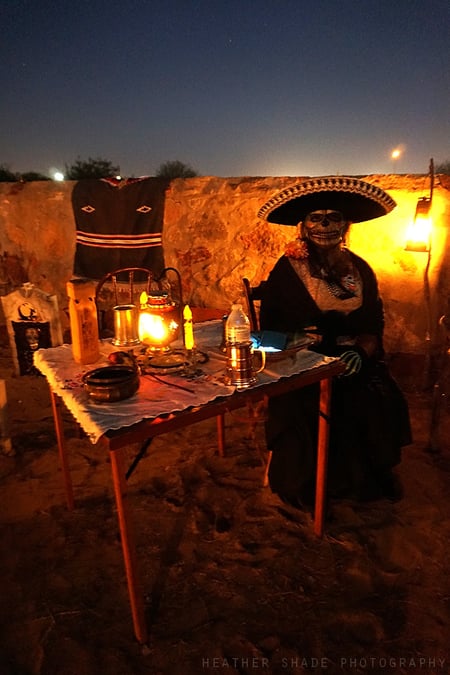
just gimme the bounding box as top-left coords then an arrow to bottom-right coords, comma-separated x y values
183,348 -> 209,378
184,347 -> 198,377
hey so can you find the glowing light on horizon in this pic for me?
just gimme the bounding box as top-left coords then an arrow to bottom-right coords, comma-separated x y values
390,144 -> 406,163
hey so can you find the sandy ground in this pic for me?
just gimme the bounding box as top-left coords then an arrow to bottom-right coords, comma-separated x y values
0,334 -> 449,675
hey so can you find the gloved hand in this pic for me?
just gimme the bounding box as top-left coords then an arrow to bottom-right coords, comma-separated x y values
339,349 -> 363,377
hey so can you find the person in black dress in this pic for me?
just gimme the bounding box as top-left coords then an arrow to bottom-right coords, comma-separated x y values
257,177 -> 412,507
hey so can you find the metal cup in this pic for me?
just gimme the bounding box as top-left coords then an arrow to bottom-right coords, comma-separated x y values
225,341 -> 265,388
112,304 -> 140,347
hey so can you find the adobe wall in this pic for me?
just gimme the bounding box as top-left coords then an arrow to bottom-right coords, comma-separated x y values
0,175 -> 449,355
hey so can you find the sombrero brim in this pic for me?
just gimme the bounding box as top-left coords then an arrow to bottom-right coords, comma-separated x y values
257,177 -> 396,225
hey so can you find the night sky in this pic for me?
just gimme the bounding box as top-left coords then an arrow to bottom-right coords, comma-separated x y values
1,0 -> 449,178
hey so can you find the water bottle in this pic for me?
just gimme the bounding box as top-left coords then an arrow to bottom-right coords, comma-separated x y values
225,303 -> 251,345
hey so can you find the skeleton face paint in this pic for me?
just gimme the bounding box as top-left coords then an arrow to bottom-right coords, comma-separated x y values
303,210 -> 347,248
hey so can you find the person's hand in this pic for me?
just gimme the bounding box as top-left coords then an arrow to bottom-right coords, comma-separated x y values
339,350 -> 363,376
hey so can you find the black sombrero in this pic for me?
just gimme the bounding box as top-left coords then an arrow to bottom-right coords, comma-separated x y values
257,176 -> 396,225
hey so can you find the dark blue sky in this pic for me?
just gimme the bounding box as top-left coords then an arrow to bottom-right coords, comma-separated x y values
1,0 -> 449,178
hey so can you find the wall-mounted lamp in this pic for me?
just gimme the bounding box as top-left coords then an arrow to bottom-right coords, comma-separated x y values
405,196 -> 432,252
405,158 -> 434,252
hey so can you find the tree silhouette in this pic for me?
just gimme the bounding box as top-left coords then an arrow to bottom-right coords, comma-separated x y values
435,160 -> 450,175
155,160 -> 199,179
20,171 -> 50,181
65,156 -> 120,180
0,164 -> 18,181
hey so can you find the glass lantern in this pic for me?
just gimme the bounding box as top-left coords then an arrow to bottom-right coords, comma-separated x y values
138,290 -> 180,353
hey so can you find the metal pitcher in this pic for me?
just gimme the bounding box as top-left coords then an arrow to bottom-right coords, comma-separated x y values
112,304 -> 140,347
225,341 -> 265,389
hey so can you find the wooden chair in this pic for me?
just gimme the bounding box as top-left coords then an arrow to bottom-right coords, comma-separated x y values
95,266 -> 182,338
242,277 -> 271,485
242,277 -> 266,332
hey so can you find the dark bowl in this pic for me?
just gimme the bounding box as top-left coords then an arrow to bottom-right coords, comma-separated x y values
82,365 -> 140,402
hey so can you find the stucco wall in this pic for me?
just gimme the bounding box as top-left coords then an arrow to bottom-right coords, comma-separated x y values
0,175 -> 449,355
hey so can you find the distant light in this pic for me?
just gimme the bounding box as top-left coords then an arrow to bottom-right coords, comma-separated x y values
391,148 -> 401,160
115,175 -> 122,181
53,171 -> 64,181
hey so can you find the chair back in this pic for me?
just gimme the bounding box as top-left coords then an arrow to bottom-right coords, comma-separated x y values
95,267 -> 182,338
242,278 -> 266,332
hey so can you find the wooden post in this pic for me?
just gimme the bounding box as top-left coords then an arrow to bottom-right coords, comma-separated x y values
110,447 -> 148,645
0,379 -> 13,456
50,390 -> 74,510
216,413 -> 225,456
314,377 -> 332,538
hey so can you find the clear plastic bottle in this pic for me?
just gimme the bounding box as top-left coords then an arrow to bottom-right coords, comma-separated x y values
225,303 -> 251,345
66,278 -> 100,364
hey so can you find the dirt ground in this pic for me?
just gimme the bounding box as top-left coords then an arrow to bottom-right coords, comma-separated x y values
0,334 -> 449,675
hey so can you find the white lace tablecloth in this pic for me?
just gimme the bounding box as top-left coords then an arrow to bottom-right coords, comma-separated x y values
34,320 -> 336,444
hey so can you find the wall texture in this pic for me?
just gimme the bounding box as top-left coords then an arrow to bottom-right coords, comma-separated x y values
0,175 -> 449,355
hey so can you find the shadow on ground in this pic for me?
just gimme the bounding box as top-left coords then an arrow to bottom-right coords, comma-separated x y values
0,342 -> 449,675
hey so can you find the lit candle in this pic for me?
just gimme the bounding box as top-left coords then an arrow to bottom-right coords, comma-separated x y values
183,304 -> 195,350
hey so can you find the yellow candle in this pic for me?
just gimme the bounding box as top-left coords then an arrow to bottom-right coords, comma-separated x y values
183,304 -> 195,350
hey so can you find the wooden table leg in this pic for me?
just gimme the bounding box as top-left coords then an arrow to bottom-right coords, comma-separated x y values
109,447 -> 148,645
216,413 -> 225,457
50,390 -> 74,511
314,377 -> 332,537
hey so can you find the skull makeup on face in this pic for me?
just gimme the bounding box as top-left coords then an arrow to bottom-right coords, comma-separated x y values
303,210 -> 347,248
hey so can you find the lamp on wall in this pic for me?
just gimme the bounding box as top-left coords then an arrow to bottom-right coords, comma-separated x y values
405,158 -> 434,252
405,196 -> 432,252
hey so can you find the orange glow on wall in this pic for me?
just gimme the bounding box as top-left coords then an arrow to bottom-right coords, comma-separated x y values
405,198 -> 432,252
345,185 -> 447,353
347,189 -> 446,272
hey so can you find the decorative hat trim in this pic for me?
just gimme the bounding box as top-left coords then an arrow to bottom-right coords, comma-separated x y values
257,176 -> 396,225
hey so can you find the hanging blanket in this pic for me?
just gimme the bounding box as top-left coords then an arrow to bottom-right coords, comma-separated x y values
72,176 -> 169,279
